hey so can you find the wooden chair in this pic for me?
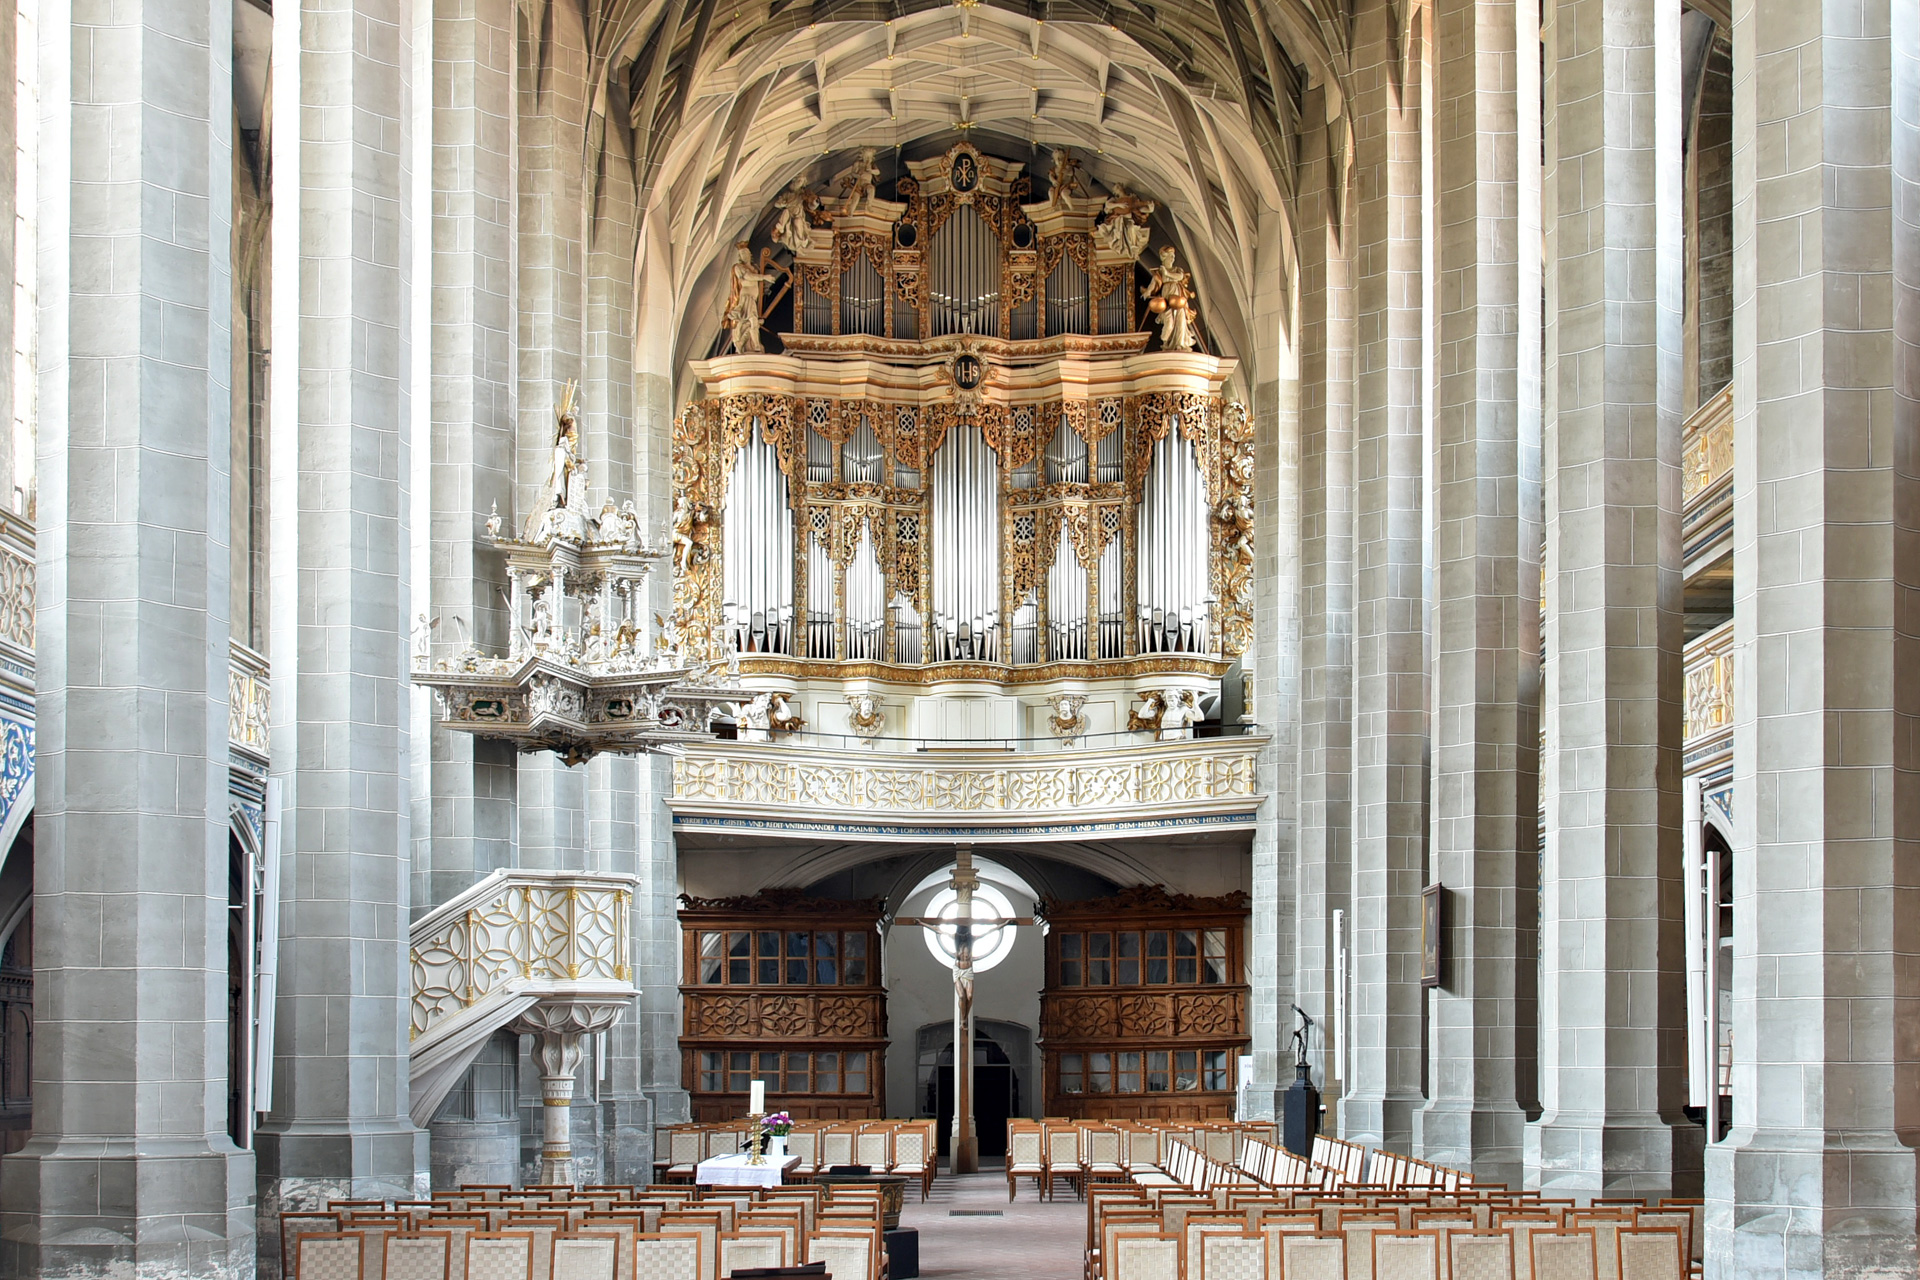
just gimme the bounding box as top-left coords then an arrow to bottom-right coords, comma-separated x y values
631,1232 -> 704,1280
807,1230 -> 879,1280
385,1232 -> 453,1280
1083,1127 -> 1128,1187
1275,1233 -> 1346,1280
550,1233 -> 620,1280
466,1232 -> 536,1280
1616,1228 -> 1685,1280
1044,1125 -> 1085,1202
1530,1231 -> 1598,1280
719,1230 -> 788,1275
657,1214 -> 721,1280
1448,1232 -> 1516,1280
817,1128 -> 856,1171
1373,1231 -> 1440,1280
1007,1125 -> 1046,1201
1196,1230 -> 1264,1280
283,1211 -> 345,1280
298,1233 -> 367,1280
888,1126 -> 932,1201
784,1129 -> 819,1177
664,1130 -> 704,1183
1108,1233 -> 1180,1280
853,1128 -> 890,1171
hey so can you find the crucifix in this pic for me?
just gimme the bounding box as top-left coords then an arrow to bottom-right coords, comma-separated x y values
894,846 -> 1034,1176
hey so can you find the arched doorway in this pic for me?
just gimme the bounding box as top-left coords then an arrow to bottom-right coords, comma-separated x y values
916,1020 -> 1032,1159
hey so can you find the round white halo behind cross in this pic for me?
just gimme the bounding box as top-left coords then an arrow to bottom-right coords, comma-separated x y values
920,882 -> 1019,973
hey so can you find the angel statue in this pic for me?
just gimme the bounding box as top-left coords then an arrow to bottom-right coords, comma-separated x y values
1093,184 -> 1155,257
772,178 -> 820,252
840,147 -> 880,215
1141,245 -> 1199,352
671,492 -> 710,574
724,243 -> 777,355
1047,147 -> 1086,209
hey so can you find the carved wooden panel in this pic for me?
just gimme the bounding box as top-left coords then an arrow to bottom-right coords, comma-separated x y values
682,991 -> 887,1042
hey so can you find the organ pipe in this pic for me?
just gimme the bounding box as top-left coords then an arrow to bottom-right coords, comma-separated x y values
1045,254 -> 1091,336
846,524 -> 885,659
1137,427 -> 1211,654
806,530 -> 834,657
721,419 -> 794,654
1098,534 -> 1124,658
930,205 -> 1001,337
844,417 -> 883,484
1045,528 -> 1087,661
1044,416 -> 1088,484
931,421 -> 1000,660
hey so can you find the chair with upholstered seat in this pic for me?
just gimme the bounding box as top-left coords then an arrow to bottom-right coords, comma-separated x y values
631,1232 -> 703,1280
1196,1229 -> 1265,1280
818,1128 -> 856,1171
1006,1124 -> 1046,1201
1530,1231 -> 1598,1280
854,1129 -> 890,1171
1276,1234 -> 1346,1280
465,1233 -> 535,1280
298,1233 -> 367,1280
1108,1233 -> 1179,1280
1082,1128 -> 1128,1187
807,1230 -> 879,1280
384,1232 -> 453,1280
1447,1232 -> 1515,1280
1616,1228 -> 1684,1280
889,1126 -> 932,1200
1044,1125 -> 1085,1201
1372,1231 -> 1440,1280
549,1235 -> 619,1280
664,1130 -> 705,1184
719,1231 -> 788,1276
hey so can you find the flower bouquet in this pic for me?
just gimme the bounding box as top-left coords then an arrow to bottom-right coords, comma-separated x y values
761,1111 -> 793,1159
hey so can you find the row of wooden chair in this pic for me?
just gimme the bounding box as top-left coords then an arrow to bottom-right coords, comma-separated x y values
655,1120 -> 936,1199
1085,1174 -> 1706,1280
1004,1120 -> 1284,1202
282,1180 -> 893,1280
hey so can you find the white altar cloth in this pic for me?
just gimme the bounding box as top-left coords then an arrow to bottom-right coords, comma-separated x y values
695,1153 -> 802,1188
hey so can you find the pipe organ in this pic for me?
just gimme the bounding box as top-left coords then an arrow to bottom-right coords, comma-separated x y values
673,144 -> 1255,737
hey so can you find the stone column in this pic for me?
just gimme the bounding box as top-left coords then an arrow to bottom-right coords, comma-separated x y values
1704,1 -> 1918,1273
1527,0 -> 1698,1197
255,0 -> 424,1254
1344,0 -> 1429,1153
416,0 -> 517,915
0,0 -> 254,1273
1413,0 -> 1541,1185
512,1002 -> 624,1186
1293,81 -> 1357,1101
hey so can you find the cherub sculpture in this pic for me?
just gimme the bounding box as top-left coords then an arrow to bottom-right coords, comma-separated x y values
772,178 -> 820,252
1047,147 -> 1086,209
840,147 -> 880,215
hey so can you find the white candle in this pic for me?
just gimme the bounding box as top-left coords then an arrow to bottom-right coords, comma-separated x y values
750,1079 -> 765,1113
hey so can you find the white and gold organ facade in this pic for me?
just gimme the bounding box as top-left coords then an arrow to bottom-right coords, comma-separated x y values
671,146 -> 1256,743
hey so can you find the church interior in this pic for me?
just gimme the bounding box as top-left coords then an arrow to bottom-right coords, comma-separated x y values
0,0 -> 1906,1275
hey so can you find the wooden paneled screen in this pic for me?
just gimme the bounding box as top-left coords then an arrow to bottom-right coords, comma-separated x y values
1038,885 -> 1250,1121
679,888 -> 887,1122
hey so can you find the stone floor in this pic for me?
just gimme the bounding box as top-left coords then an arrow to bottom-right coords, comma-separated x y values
896,1163 -> 1086,1280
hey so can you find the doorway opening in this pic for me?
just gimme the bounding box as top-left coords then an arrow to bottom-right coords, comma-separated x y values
916,1019 -> 1032,1159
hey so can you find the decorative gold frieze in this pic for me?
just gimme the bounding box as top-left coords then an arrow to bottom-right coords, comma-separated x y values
1684,620 -> 1734,745
1682,385 -> 1734,506
670,736 -> 1263,831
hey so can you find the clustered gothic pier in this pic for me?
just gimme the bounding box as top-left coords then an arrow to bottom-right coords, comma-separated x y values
0,0 -> 1906,1277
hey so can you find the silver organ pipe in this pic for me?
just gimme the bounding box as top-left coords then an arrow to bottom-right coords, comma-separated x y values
841,252 -> 885,336
800,275 -> 832,334
1098,531 -> 1124,657
806,425 -> 833,483
1045,526 -> 1087,660
931,421 -> 1000,661
1011,594 -> 1037,664
1045,254 -> 1091,335
1044,414 -> 1088,484
930,205 -> 1001,337
847,524 -> 885,659
807,522 -> 834,657
721,419 -> 794,654
844,416 -> 883,484
1137,426 -> 1212,654
1097,268 -> 1132,333
1094,420 -> 1124,483
893,592 -> 922,664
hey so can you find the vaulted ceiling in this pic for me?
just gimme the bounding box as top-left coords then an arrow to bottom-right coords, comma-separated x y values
562,0 -> 1362,371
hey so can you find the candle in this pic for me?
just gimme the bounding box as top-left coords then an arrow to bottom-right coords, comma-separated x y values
750,1079 -> 765,1113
